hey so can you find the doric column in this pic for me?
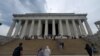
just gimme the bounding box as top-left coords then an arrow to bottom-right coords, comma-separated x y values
29,20 -> 34,37
44,20 -> 48,36
37,20 -> 42,36
78,19 -> 86,35
52,19 -> 56,35
84,20 -> 93,35
7,21 -> 16,37
19,24 -> 23,37
65,19 -> 71,36
59,19 -> 63,35
20,20 -> 28,39
14,20 -> 21,37
72,19 -> 79,38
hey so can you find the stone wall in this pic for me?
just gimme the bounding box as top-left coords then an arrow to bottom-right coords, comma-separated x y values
0,35 -> 17,45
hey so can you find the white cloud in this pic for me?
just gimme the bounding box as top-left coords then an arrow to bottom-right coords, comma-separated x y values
0,0 -> 99,35
14,0 -> 32,14
0,13 -> 4,24
14,0 -> 46,14
0,24 -> 9,36
0,0 -> 46,26
0,0 -> 46,35
46,0 -> 100,33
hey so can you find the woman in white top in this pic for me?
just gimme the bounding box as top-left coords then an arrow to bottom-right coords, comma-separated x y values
43,46 -> 51,56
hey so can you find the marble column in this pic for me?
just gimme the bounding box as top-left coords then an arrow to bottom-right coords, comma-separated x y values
19,24 -> 23,37
76,24 -> 81,35
78,19 -> 86,35
84,20 -> 93,35
72,19 -> 78,38
65,19 -> 71,36
7,20 -> 16,37
14,20 -> 21,37
29,20 -> 34,37
59,19 -> 63,35
44,20 -> 48,36
52,19 -> 56,35
37,20 -> 42,36
20,20 -> 28,39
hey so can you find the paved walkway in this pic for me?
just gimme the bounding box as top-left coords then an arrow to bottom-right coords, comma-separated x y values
0,55 -> 100,56
1,54 -> 100,56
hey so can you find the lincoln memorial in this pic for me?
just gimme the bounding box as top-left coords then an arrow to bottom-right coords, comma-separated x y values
7,13 -> 93,39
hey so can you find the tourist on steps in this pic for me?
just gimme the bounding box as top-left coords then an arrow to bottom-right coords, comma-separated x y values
85,44 -> 92,56
57,39 -> 64,49
37,48 -> 44,56
43,45 -> 51,56
91,43 -> 98,56
12,43 -> 23,56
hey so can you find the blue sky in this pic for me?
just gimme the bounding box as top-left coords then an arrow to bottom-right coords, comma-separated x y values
0,0 -> 100,36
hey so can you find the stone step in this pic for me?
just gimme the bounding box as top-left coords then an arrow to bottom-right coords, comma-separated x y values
0,55 -> 100,56
0,39 -> 99,55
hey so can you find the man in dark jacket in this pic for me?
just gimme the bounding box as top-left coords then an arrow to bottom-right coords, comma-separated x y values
37,48 -> 44,56
85,44 -> 92,56
12,43 -> 23,56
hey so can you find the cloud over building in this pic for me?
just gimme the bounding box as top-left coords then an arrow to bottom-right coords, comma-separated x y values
0,0 -> 46,36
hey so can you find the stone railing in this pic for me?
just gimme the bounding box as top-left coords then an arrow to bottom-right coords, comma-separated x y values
0,35 -> 18,45
82,34 -> 100,47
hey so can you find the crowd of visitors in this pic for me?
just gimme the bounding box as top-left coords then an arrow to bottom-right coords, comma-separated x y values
22,35 -> 86,40
12,36 -> 98,56
12,43 -> 51,56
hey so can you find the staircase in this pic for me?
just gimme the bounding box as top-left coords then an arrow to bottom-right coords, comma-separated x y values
0,39 -> 99,56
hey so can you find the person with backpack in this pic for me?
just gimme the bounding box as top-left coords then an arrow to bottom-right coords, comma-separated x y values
12,43 -> 23,56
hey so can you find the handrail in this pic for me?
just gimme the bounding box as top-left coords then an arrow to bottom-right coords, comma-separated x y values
82,35 -> 100,47
0,35 -> 17,45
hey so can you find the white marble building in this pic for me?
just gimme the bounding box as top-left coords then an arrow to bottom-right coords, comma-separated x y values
7,13 -> 93,39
